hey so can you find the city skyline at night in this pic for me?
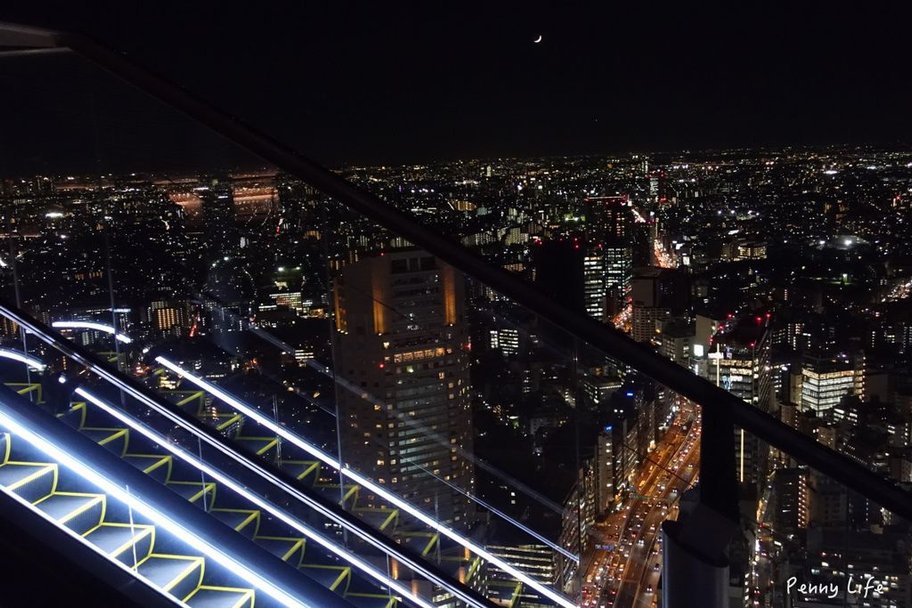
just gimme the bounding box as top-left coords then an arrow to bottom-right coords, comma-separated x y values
0,11 -> 911,608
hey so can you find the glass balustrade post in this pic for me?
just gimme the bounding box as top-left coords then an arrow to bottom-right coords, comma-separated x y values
661,401 -> 739,608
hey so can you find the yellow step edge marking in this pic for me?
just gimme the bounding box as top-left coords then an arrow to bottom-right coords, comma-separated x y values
466,555 -> 482,580
107,524 -> 155,559
302,564 -> 351,592
32,489 -> 98,505
237,437 -> 278,455
183,586 -> 255,608
0,435 -> 10,465
315,481 -> 360,490
421,534 -> 438,556
380,509 -> 399,530
329,567 -> 351,592
237,510 -> 260,534
234,589 -> 255,608
176,558 -> 207,601
12,384 -> 41,396
215,414 -> 242,431
287,460 -> 320,480
51,493 -> 106,526
339,484 -> 359,505
254,536 -> 305,563
83,427 -> 129,447
212,508 -> 261,532
141,455 -> 173,476
168,481 -> 216,503
3,463 -> 56,492
159,557 -> 205,593
57,401 -> 87,426
345,594 -> 399,608
174,391 -> 205,407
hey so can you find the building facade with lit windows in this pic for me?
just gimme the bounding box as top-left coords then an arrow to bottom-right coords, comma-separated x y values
332,249 -> 475,527
703,314 -> 772,492
799,351 -> 865,414
583,254 -> 607,321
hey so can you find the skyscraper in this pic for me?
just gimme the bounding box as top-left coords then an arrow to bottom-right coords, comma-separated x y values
198,175 -> 237,261
704,315 -> 772,492
631,267 -> 668,344
603,245 -> 633,312
583,253 -> 607,321
799,351 -> 865,414
332,249 -> 475,526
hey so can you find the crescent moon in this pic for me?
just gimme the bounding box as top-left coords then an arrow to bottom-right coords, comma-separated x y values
533,35 -> 543,43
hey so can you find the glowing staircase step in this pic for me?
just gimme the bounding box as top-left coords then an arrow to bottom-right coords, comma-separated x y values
300,565 -> 351,592
34,492 -> 105,533
234,436 -> 278,456
122,454 -> 172,481
353,507 -> 399,531
0,462 -> 56,499
210,508 -> 260,537
137,554 -> 204,599
184,586 -> 255,608
281,459 -> 321,482
81,427 -> 129,448
345,593 -> 398,608
254,535 -> 305,565
83,522 -> 155,565
166,480 -> 216,504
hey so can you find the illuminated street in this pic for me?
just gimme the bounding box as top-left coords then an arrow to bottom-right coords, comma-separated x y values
582,400 -> 701,608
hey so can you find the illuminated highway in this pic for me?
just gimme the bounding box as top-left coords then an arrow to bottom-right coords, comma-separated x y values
611,299 -> 633,333
653,238 -> 676,269
581,399 -> 700,608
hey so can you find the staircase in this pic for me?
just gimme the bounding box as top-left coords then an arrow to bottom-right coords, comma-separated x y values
0,424 -> 256,607
45,390 -> 406,608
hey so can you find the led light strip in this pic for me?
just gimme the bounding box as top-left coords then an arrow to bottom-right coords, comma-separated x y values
0,348 -> 46,371
0,448 -> 188,606
52,321 -> 133,344
75,387 -> 432,608
0,405 -> 310,608
156,357 -> 576,608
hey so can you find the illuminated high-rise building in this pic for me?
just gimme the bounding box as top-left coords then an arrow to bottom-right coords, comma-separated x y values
332,250 -> 475,526
197,175 -> 237,260
704,314 -> 772,492
583,196 -> 630,241
583,253 -> 607,321
603,245 -> 633,311
489,327 -> 520,356
631,268 -> 667,345
146,300 -> 190,336
799,351 -> 865,414
772,468 -> 811,535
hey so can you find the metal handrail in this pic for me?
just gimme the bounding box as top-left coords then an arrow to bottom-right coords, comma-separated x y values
1,21 -> 910,522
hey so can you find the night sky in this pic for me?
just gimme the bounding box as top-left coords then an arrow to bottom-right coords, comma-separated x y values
1,2 -> 911,173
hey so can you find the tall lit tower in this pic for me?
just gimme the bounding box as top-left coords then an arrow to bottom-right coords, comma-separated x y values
583,196 -> 634,313
198,175 -> 237,261
705,314 -> 772,492
332,250 -> 475,526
